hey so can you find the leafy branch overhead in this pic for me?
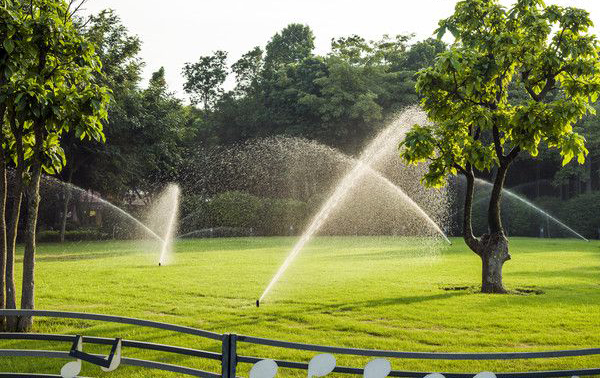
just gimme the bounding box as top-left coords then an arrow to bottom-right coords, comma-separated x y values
400,0 -> 600,188
1,0 -> 111,175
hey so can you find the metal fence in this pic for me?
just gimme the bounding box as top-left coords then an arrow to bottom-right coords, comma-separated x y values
0,309 -> 599,377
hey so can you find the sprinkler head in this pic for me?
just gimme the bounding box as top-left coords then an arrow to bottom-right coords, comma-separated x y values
256,300 -> 260,308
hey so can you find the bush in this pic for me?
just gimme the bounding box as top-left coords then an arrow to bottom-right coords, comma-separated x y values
210,191 -> 262,228
37,229 -> 110,242
179,194 -> 213,234
257,197 -> 307,235
561,192 -> 600,239
179,191 -> 308,236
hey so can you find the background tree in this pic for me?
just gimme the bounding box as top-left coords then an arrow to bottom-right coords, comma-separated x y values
400,0 -> 600,293
264,23 -> 315,69
182,50 -> 228,111
232,46 -> 263,97
58,9 -> 142,242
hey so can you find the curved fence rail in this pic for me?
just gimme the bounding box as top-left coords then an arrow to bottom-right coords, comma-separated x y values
0,309 -> 598,377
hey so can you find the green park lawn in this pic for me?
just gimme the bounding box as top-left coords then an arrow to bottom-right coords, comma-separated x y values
1,236 -> 599,376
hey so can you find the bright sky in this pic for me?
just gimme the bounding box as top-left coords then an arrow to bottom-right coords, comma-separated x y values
81,0 -> 600,99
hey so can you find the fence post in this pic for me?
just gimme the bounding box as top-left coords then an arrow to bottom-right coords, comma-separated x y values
229,334 -> 238,377
221,334 -> 230,378
221,334 -> 238,378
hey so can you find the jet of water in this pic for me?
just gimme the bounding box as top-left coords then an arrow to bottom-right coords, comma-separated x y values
258,108 -> 450,304
41,176 -> 164,243
475,178 -> 588,241
148,184 -> 181,265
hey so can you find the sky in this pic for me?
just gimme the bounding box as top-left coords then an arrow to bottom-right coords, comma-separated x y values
80,0 -> 600,99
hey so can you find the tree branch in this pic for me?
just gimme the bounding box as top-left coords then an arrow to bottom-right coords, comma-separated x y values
492,124 -> 505,162
462,164 -> 481,255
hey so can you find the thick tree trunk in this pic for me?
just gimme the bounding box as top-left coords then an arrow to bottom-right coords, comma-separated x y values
480,232 -> 510,293
482,164 -> 512,292
59,169 -> 74,243
17,140 -> 43,332
461,163 -> 512,293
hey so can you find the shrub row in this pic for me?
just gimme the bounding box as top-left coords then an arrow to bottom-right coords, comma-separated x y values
37,229 -> 110,242
180,191 -> 308,236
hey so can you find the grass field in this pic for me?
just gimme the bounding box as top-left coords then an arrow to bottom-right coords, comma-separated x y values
1,236 -> 599,376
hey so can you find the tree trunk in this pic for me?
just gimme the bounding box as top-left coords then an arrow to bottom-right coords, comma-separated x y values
462,163 -> 512,294
5,180 -> 22,332
59,169 -> 74,243
488,164 -> 508,235
480,232 -> 510,293
461,166 -> 480,253
17,139 -> 43,332
6,115 -> 24,332
586,158 -> 592,193
482,164 -> 512,292
0,145 -> 7,331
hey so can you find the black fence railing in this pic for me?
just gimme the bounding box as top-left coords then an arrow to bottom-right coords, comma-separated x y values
0,309 -> 599,377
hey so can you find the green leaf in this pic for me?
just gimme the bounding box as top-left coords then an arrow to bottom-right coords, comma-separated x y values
435,26 -> 447,40
3,39 -> 14,54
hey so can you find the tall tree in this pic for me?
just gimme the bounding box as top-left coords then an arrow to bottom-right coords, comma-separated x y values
1,0 -> 110,330
231,46 -> 263,97
1,0 -> 36,330
264,23 -> 315,69
400,0 -> 600,292
182,50 -> 228,111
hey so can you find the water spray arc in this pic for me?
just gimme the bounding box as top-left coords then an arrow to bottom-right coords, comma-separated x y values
475,179 -> 588,242
258,108 -> 450,305
42,176 -> 183,264
42,176 -> 165,243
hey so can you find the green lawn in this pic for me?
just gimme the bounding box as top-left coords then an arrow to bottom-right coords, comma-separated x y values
1,236 -> 599,376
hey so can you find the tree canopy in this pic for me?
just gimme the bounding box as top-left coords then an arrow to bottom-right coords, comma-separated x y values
401,0 -> 600,187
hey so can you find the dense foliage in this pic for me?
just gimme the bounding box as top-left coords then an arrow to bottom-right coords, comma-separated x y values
18,6 -> 600,241
0,0 -> 596,242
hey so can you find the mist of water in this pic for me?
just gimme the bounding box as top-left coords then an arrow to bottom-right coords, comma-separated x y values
258,107 -> 450,303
